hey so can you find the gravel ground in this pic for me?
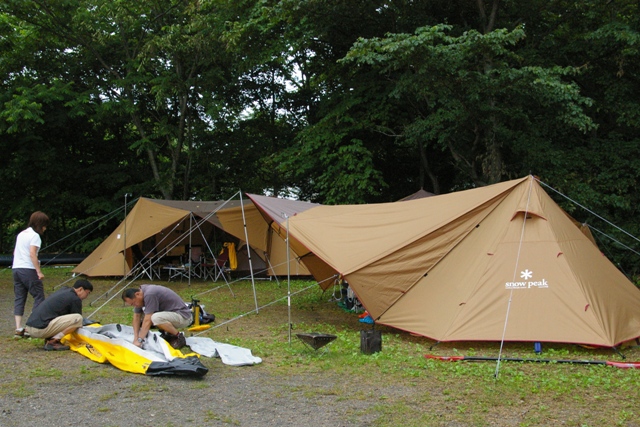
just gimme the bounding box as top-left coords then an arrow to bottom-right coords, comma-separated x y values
1,359 -> 384,427
0,287 -> 398,427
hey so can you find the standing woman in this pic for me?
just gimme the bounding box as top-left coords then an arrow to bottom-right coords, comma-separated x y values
12,211 -> 49,337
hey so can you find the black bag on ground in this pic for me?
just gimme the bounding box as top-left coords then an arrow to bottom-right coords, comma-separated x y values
360,329 -> 382,354
146,356 -> 209,377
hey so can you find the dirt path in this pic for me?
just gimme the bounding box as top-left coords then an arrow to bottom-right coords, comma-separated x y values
0,283 -> 390,427
1,354 -> 377,427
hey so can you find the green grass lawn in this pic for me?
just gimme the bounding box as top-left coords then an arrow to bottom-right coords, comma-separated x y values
2,265 -> 639,426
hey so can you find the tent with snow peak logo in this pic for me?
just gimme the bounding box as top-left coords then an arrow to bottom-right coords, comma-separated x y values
249,176 -> 640,347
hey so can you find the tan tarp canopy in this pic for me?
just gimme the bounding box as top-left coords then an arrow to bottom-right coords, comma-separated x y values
74,198 -> 194,277
245,194 -> 339,288
211,200 -> 313,277
74,197 -> 311,277
250,176 -> 640,347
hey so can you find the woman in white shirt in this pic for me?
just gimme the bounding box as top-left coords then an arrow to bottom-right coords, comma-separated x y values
12,211 -> 49,338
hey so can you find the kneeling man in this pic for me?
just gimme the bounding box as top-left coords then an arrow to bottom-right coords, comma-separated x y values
121,284 -> 192,349
26,279 -> 93,351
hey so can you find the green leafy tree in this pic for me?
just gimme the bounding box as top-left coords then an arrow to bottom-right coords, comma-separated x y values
0,9 -> 142,253
1,0 -> 238,200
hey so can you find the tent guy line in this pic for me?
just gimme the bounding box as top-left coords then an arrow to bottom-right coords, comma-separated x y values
43,200 -> 133,265
191,280 -> 331,338
83,214 -> 190,305
588,224 -> 640,258
538,178 -> 640,246
84,245 -> 331,332
85,250 -> 303,322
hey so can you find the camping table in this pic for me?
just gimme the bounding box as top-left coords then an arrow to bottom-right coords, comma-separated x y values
163,265 -> 188,281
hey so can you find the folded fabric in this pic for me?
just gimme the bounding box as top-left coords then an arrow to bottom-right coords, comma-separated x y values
185,336 -> 262,366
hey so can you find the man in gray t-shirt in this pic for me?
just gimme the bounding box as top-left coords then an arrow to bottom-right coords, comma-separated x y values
121,284 -> 192,349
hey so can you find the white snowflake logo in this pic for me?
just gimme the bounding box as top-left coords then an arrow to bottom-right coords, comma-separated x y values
520,269 -> 533,280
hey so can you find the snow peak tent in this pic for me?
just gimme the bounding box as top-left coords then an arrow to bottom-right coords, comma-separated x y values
251,176 -> 640,348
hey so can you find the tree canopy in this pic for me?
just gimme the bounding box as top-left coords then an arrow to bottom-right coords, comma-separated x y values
1,0 -> 639,276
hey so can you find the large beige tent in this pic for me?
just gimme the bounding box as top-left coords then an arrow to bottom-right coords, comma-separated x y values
250,176 -> 640,347
74,197 -> 311,278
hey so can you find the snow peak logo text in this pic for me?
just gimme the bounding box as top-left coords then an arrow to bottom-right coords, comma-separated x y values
505,269 -> 549,290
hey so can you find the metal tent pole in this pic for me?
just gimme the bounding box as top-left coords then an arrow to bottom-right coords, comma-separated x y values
239,191 -> 259,313
123,193 -> 129,277
286,214 -> 291,344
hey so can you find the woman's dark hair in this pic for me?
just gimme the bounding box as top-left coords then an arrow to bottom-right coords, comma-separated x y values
28,211 -> 49,234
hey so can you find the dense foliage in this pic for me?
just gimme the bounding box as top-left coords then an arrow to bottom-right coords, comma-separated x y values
1,1 -> 639,276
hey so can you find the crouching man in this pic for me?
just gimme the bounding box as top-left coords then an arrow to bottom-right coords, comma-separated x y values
121,285 -> 192,349
25,279 -> 93,351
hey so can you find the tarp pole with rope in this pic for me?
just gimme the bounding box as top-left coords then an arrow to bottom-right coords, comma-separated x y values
168,192 -> 242,294
105,192 -> 241,298
189,211 -> 235,297
188,213 -> 193,286
87,217 -> 198,311
123,193 -> 131,280
86,235 -> 189,317
285,214 -> 292,344
239,191 -> 259,313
